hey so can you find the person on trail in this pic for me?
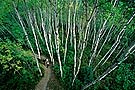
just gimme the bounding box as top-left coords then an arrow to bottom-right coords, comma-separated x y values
46,59 -> 49,68
43,59 -> 46,65
43,58 -> 50,68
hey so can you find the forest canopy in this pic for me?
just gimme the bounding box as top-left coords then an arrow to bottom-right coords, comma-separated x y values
0,0 -> 135,90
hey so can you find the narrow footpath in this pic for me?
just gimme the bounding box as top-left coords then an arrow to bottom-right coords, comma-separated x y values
35,65 -> 51,90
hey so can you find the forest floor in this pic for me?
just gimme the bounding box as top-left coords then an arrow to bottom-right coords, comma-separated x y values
35,65 -> 51,90
35,65 -> 64,90
46,67 -> 64,90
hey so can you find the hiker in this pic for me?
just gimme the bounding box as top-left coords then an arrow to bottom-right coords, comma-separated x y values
43,59 -> 46,65
46,59 -> 50,68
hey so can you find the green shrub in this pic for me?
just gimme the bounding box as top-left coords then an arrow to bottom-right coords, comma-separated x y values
91,63 -> 135,90
0,41 -> 41,90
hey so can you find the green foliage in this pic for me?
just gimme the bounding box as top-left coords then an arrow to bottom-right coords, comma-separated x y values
0,41 -> 41,90
0,0 -> 12,24
91,63 -> 135,90
79,66 -> 94,85
53,49 -> 73,89
0,0 -> 134,90
115,64 -> 135,90
0,0 -> 25,43
53,48 -> 83,90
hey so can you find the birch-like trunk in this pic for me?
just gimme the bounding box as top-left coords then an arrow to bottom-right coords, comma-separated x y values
54,0 -> 63,77
13,2 -> 42,76
40,8 -> 54,65
12,1 -> 135,89
63,2 -> 71,63
73,0 -> 77,78
82,42 -> 135,90
27,9 -> 41,61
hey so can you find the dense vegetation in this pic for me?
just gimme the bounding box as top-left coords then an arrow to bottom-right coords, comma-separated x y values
0,41 -> 41,90
0,0 -> 134,90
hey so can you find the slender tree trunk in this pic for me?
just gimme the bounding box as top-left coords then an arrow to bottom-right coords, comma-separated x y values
13,2 -> 42,76
64,2 -> 71,63
54,0 -> 63,77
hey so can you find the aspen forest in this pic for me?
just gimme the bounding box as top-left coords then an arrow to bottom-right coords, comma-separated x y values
0,0 -> 135,90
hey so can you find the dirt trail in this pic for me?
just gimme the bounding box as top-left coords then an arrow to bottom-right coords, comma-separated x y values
35,65 -> 51,90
